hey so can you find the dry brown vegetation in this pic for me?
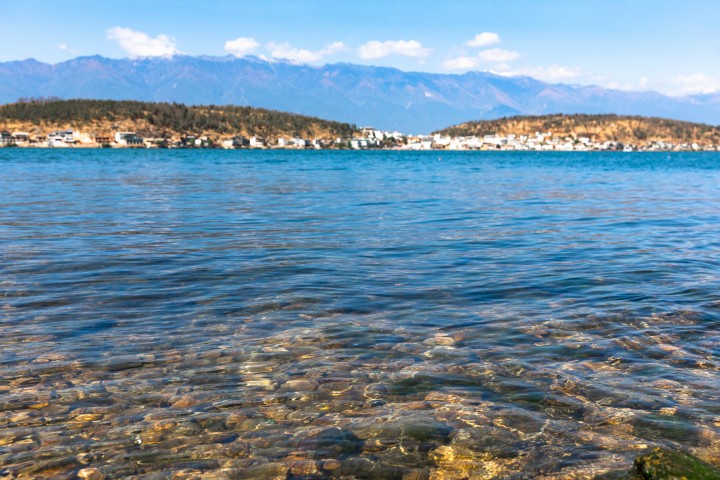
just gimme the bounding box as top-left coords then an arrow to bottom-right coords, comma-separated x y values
436,114 -> 720,145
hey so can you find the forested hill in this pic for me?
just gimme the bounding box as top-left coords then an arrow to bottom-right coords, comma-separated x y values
0,99 -> 357,140
435,114 -> 720,145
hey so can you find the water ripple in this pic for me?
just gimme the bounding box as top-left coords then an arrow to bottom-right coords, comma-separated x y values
0,150 -> 719,478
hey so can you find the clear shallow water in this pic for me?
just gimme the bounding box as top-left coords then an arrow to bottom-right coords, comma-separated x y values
0,149 -> 719,479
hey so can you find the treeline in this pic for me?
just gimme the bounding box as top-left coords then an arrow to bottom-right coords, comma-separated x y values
0,98 -> 357,139
435,114 -> 720,145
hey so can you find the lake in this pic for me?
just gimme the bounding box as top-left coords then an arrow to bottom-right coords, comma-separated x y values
1,149 -> 719,478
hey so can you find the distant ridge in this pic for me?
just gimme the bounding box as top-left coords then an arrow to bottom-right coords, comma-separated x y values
2,55 -> 720,132
435,114 -> 720,146
0,98 -> 357,140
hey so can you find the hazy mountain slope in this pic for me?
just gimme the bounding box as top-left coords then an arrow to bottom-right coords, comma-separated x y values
1,55 -> 718,133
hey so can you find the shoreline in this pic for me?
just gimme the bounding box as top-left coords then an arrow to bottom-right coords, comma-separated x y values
2,144 -> 718,152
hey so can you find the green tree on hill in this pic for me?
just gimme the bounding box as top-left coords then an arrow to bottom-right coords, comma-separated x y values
0,99 -> 357,140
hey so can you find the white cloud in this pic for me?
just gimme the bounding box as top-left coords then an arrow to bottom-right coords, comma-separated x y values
607,74 -> 720,96
58,43 -> 80,55
606,77 -> 653,92
467,32 -> 501,48
444,57 -> 583,82
496,65 -> 583,82
225,37 -> 260,57
442,48 -> 520,71
320,41 -> 349,56
669,73 -> 720,96
107,27 -> 180,58
477,48 -> 520,63
268,42 -> 321,62
442,56 -> 480,70
267,41 -> 348,63
358,40 -> 431,59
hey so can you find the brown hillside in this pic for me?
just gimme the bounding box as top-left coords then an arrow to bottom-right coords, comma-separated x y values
435,114 -> 720,146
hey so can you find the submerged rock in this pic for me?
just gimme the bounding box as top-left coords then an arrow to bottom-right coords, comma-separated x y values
429,444 -> 523,480
287,427 -> 363,456
633,448 -> 720,479
77,467 -> 107,480
596,448 -> 720,479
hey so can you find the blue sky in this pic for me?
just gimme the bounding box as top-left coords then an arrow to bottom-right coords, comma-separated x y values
3,0 -> 719,96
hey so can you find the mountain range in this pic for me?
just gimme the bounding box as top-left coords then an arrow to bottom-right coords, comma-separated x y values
1,55 -> 720,133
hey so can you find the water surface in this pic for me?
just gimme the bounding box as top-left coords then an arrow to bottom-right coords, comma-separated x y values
1,150 -> 719,478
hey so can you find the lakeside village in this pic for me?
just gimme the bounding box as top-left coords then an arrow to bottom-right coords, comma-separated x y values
0,127 -> 718,152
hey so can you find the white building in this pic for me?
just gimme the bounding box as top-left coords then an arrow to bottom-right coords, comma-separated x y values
11,132 -> 30,144
114,132 -> 135,144
114,132 -> 144,146
290,138 -> 309,148
48,130 -> 74,144
250,136 -> 265,148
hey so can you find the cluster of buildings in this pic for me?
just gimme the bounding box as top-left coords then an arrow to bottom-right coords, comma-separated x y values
0,129 -> 346,149
1,130 -> 180,148
0,127 -> 395,150
398,132 -> 719,152
1,127 -> 718,152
